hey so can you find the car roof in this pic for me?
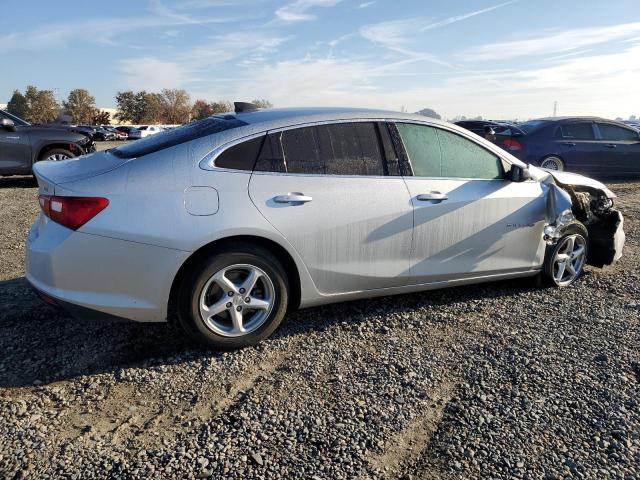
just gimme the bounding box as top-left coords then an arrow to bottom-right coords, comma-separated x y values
217,107 -> 451,131
531,116 -> 618,123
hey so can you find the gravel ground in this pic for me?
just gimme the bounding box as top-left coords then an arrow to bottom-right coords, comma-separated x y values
0,153 -> 638,479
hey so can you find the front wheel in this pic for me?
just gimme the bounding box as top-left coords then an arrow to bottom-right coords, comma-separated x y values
40,148 -> 74,162
177,245 -> 289,350
543,222 -> 588,287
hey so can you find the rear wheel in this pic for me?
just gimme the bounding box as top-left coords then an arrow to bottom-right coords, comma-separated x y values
40,148 -> 74,162
540,156 -> 564,171
177,245 -> 289,350
543,222 -> 588,287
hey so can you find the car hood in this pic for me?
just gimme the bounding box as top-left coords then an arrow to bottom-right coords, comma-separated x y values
529,165 -> 616,198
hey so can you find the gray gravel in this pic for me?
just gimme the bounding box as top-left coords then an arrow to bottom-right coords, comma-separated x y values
0,164 -> 638,479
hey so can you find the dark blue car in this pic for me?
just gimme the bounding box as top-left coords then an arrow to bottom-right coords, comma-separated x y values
490,117 -> 640,178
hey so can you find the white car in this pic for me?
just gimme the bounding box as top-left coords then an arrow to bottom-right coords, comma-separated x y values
129,125 -> 164,139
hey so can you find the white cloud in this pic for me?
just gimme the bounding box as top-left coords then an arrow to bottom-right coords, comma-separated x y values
0,14 -> 238,51
461,22 -> 640,61
118,58 -> 196,91
275,0 -> 343,22
419,1 -> 516,32
356,1 -> 375,8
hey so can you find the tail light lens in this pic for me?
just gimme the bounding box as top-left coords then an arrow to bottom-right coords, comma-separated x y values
502,138 -> 523,151
39,195 -> 109,230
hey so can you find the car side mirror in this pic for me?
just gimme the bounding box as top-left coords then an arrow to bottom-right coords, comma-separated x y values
510,164 -> 531,182
1,118 -> 16,132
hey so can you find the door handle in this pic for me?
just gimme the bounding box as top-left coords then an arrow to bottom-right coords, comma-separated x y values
417,192 -> 448,202
605,143 -> 617,148
273,192 -> 313,204
562,142 -> 576,146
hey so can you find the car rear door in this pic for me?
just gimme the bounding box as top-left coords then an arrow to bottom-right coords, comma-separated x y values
248,121 -> 414,294
392,122 -> 547,284
555,121 -> 601,175
0,126 -> 32,175
594,122 -> 640,177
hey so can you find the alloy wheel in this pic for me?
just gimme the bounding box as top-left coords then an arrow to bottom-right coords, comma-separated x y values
552,234 -> 587,286
46,153 -> 71,161
198,264 -> 275,337
541,157 -> 563,171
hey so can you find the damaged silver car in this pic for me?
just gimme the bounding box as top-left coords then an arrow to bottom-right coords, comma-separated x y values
27,105 -> 625,349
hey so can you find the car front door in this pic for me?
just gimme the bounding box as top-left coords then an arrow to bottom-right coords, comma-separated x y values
0,126 -> 32,175
594,122 -> 640,177
555,121 -> 601,176
249,121 -> 414,294
392,122 -> 547,284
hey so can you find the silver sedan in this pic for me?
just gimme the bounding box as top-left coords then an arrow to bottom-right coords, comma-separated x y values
26,104 -> 625,349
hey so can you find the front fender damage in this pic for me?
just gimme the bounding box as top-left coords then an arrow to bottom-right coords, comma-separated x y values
539,170 -> 624,267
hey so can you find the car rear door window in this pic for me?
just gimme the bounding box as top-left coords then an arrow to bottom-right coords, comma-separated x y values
255,122 -> 386,176
560,123 -> 595,140
597,123 -> 639,141
396,123 -> 503,179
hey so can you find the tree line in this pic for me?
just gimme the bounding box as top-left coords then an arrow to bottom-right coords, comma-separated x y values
5,86 -> 272,125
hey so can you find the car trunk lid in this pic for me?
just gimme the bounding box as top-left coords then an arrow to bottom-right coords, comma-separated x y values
33,150 -> 127,194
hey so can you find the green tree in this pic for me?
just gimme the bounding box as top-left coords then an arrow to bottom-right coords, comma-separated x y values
160,89 -> 191,124
142,92 -> 165,124
251,99 -> 273,109
92,110 -> 111,125
6,90 -> 28,119
115,91 -> 142,124
24,85 -> 60,123
210,100 -> 233,114
63,88 -> 97,124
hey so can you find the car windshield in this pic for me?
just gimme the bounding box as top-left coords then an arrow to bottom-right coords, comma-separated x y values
518,120 -> 547,134
111,116 -> 249,159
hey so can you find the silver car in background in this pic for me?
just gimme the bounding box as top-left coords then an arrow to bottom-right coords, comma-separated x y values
26,104 -> 625,349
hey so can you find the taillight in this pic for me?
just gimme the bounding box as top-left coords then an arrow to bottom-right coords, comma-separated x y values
38,195 -> 109,230
502,138 -> 523,151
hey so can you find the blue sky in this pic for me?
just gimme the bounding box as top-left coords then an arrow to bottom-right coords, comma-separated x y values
1,0 -> 639,119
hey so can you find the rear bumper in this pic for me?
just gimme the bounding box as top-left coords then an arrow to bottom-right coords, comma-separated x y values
26,216 -> 190,322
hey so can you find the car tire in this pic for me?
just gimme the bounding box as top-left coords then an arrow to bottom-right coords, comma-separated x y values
39,148 -> 75,162
540,156 -> 564,171
543,222 -> 588,287
177,244 -> 289,350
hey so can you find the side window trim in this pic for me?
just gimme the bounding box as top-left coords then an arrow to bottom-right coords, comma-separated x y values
390,121 -> 506,180
386,122 -> 413,176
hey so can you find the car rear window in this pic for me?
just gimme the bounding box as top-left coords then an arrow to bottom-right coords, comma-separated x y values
111,116 -> 248,159
518,120 -> 547,134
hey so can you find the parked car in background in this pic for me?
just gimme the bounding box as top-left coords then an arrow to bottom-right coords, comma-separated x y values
494,117 -> 640,178
0,110 -> 94,175
622,120 -> 640,131
78,125 -> 117,141
129,125 -> 164,139
454,120 -> 511,136
102,126 -> 128,140
27,105 -> 624,350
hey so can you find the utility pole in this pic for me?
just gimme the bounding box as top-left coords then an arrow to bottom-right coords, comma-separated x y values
553,101 -> 558,117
